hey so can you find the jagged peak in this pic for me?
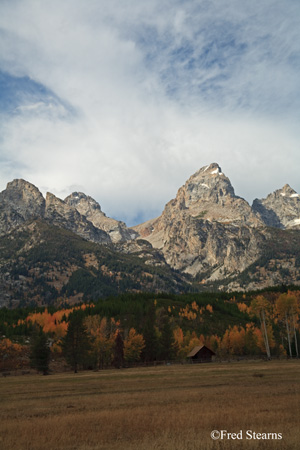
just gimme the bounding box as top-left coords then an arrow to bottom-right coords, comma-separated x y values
282,183 -> 292,191
46,191 -> 62,202
0,178 -> 45,223
278,184 -> 299,198
182,163 -> 234,201
65,192 -> 102,212
259,184 -> 300,200
200,162 -> 224,176
5,178 -> 42,193
159,162 -> 263,229
45,192 -> 73,213
186,163 -> 229,189
1,179 -> 45,207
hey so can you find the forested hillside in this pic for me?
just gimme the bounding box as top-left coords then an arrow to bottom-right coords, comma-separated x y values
0,220 -> 189,308
1,288 -> 299,374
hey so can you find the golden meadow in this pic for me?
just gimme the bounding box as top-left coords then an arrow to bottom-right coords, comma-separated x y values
1,359 -> 299,450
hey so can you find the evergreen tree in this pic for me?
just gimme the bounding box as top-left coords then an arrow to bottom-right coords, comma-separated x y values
113,331 -> 124,368
159,315 -> 177,361
30,328 -> 51,375
62,311 -> 91,373
142,304 -> 158,361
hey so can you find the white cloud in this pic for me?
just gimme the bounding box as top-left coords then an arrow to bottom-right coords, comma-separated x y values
0,0 -> 299,225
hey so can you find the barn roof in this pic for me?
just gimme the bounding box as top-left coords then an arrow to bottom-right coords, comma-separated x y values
187,345 -> 215,357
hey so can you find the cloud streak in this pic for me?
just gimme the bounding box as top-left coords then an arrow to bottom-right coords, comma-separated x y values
0,0 -> 299,225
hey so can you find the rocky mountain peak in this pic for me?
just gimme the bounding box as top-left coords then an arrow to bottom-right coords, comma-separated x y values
3,179 -> 45,208
45,192 -> 111,244
1,169 -> 300,297
277,184 -> 299,198
6,178 -> 38,190
65,192 -> 103,216
199,162 -> 224,175
0,179 -> 45,232
179,163 -> 235,209
252,184 -> 300,229
45,191 -> 80,222
0,178 -> 137,244
65,192 -> 138,243
160,163 -> 260,228
134,163 -> 263,270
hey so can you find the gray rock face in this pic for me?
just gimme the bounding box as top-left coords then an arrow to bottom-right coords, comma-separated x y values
65,192 -> 138,243
253,184 -> 300,229
0,179 -> 45,235
134,163 -> 264,278
0,180 -> 110,244
1,166 -> 300,287
166,163 -> 262,226
0,179 -> 136,245
45,192 -> 111,244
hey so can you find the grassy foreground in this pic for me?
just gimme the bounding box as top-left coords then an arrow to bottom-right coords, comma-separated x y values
0,360 -> 299,450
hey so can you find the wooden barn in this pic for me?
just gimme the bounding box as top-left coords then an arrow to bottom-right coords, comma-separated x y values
187,345 -> 215,363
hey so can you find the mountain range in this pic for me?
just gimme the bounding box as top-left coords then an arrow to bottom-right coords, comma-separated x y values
1,163 -> 300,307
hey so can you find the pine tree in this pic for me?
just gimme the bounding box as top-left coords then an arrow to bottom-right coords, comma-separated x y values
159,315 -> 177,361
113,331 -> 124,369
142,304 -> 158,362
62,312 -> 91,373
30,328 -> 51,375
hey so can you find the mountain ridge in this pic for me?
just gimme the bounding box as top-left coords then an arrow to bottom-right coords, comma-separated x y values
2,163 -> 299,236
1,163 -> 300,307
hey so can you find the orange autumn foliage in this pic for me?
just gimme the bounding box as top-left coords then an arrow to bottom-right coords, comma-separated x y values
25,304 -> 94,339
84,315 -> 122,368
124,328 -> 145,362
0,338 -> 25,370
237,302 -> 249,313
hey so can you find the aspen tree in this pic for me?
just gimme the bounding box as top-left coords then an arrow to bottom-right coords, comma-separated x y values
251,296 -> 272,359
276,293 -> 299,358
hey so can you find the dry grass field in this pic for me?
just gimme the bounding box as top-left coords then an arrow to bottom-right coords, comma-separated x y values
0,360 -> 299,450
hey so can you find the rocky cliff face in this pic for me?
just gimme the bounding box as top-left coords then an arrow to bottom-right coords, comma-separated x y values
253,184 -> 300,229
45,192 -> 111,244
134,163 -> 264,279
0,180 -> 134,245
168,163 -> 261,226
1,165 -> 300,292
0,179 -> 45,235
65,192 -> 138,243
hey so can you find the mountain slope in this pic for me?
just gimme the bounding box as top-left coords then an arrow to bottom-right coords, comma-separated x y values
1,164 -> 300,306
0,220 -> 189,308
219,227 -> 300,292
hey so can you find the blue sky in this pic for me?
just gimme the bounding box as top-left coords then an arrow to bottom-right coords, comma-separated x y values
0,0 -> 299,225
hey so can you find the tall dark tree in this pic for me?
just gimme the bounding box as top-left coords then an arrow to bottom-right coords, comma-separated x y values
30,328 -> 51,375
159,315 -> 177,361
113,331 -> 124,369
142,303 -> 158,362
62,311 -> 91,373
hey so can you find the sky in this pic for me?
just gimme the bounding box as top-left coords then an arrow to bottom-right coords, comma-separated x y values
0,0 -> 299,226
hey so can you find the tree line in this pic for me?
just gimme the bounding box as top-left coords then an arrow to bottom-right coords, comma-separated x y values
1,290 -> 299,374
